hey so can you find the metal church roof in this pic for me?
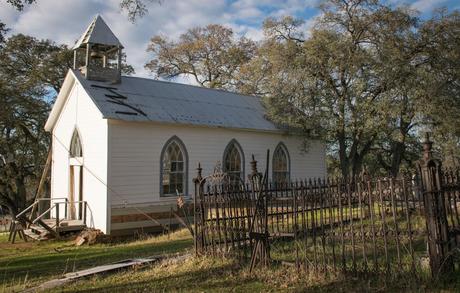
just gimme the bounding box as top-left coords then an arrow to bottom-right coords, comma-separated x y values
73,15 -> 123,50
72,70 -> 281,132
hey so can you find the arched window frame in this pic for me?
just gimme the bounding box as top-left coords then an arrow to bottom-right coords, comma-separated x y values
222,139 -> 245,185
69,128 -> 83,158
272,142 -> 290,184
160,136 -> 189,197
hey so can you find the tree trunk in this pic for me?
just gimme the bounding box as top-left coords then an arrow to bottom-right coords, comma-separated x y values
338,132 -> 350,181
390,141 -> 405,177
350,139 -> 374,182
389,119 -> 410,177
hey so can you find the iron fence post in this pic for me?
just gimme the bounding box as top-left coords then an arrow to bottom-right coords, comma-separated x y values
193,163 -> 204,255
418,133 -> 454,277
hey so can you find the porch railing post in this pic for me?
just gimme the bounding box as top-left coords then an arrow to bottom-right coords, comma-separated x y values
83,201 -> 87,225
418,133 -> 454,277
55,203 -> 59,229
65,199 -> 68,219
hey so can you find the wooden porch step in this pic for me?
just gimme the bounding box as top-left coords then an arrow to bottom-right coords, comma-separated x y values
23,229 -> 50,241
41,219 -> 87,233
30,224 -> 50,235
21,219 -> 87,242
56,224 -> 86,233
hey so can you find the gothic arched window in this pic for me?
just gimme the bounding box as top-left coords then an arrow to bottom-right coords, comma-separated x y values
161,136 -> 188,197
223,139 -> 244,185
273,142 -> 290,184
70,129 -> 83,158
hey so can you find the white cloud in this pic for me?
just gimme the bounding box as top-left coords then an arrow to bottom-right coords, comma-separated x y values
226,22 -> 264,41
410,0 -> 448,13
244,26 -> 264,41
0,0 -> 319,79
0,3 -> 20,26
12,1 -> 106,44
2,0 -> 453,81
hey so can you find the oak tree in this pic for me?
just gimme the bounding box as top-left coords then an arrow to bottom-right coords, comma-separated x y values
145,24 -> 256,90
0,35 -> 63,215
245,1 -> 421,179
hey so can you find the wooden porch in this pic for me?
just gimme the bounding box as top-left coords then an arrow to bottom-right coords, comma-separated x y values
9,198 -> 90,242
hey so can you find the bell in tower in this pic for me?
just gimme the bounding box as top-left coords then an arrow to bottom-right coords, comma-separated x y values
73,15 -> 123,83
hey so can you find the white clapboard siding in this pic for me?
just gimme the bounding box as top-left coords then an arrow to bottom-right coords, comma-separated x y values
50,79 -> 326,235
107,120 -> 326,209
51,82 -> 109,233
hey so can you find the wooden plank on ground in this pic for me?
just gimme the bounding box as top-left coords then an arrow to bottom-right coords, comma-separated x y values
23,254 -> 186,292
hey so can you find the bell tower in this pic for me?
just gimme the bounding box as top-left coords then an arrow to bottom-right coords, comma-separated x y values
73,15 -> 124,83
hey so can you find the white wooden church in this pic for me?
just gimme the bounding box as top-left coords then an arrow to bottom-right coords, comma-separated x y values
45,16 -> 326,235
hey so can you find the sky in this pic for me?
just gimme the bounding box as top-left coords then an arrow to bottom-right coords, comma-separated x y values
1,0 -> 459,80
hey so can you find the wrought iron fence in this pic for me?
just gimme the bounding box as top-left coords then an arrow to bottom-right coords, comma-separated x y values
194,136 -> 460,278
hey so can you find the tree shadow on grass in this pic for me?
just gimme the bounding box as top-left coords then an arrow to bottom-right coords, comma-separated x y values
64,260 -> 460,293
303,269 -> 460,293
61,262 -> 264,293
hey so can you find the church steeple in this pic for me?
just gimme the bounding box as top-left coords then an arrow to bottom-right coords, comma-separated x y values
73,15 -> 123,83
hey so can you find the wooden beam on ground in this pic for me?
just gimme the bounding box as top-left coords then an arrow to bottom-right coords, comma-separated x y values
23,254 -> 187,292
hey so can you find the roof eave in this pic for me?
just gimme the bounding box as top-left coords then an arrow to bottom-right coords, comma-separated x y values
105,118 -> 296,136
44,70 -> 77,132
73,41 -> 124,50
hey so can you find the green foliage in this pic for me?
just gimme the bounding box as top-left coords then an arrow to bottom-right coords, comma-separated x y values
242,2 -> 400,178
0,22 -> 7,46
418,11 -> 460,167
240,1 -> 459,178
143,2 -> 459,177
0,34 -> 72,215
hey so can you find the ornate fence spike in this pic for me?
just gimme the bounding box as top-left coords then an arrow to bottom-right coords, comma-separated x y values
251,154 -> 258,174
193,162 -> 203,184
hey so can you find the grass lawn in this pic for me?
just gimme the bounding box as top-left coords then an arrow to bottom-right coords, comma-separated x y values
55,254 -> 460,293
1,229 -> 459,292
0,230 -> 193,292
